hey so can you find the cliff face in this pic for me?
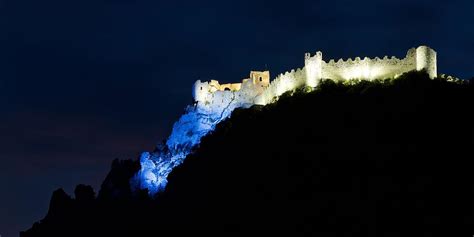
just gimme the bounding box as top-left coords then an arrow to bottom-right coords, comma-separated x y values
22,71 -> 474,237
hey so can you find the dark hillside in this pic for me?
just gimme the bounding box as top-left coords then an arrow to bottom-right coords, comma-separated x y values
22,71 -> 474,237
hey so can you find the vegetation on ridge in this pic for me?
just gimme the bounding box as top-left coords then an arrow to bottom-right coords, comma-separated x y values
22,71 -> 474,237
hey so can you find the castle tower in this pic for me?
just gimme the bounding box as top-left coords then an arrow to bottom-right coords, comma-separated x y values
415,46 -> 437,79
193,80 -> 209,103
250,71 -> 270,87
305,51 -> 323,87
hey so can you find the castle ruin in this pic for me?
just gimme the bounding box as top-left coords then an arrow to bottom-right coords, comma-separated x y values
193,45 -> 437,107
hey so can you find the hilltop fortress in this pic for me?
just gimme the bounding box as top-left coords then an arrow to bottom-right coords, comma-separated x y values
135,46 -> 439,194
193,46 -> 437,107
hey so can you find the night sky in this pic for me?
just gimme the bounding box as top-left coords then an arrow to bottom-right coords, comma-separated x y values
0,0 -> 473,236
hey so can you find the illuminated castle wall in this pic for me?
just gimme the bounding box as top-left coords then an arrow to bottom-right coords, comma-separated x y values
193,71 -> 270,112
193,46 -> 437,106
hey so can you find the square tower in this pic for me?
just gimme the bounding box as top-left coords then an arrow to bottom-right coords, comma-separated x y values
250,71 -> 270,87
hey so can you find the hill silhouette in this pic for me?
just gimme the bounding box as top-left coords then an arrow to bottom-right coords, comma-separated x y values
21,71 -> 474,237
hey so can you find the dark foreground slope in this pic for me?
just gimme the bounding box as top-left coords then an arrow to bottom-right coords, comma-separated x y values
22,72 -> 474,237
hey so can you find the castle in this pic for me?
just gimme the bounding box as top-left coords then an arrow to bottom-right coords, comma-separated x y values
193,46 -> 437,107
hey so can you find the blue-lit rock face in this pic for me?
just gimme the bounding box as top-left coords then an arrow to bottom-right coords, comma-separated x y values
131,99 -> 255,195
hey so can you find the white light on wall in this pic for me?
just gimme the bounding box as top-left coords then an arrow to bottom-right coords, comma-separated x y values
342,65 -> 386,80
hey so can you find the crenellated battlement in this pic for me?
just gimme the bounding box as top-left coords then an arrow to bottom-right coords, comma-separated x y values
193,46 -> 438,107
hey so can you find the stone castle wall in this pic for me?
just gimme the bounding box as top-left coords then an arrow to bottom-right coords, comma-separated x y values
193,46 -> 437,107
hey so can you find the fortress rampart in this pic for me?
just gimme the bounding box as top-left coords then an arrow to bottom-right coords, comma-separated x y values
193,46 -> 437,107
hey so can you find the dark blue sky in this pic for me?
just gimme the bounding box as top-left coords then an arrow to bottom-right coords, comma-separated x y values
0,0 -> 473,236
